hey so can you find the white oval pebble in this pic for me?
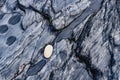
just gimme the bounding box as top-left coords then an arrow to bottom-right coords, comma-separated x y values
44,44 -> 53,58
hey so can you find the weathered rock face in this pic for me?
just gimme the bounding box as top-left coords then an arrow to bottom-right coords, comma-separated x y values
0,0 -> 119,80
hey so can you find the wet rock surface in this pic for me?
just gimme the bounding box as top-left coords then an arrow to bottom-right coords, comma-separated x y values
0,0 -> 120,80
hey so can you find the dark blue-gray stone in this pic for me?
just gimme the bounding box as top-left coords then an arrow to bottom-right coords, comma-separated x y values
59,50 -> 67,61
27,59 -> 46,76
0,25 -> 8,33
0,14 -> 5,19
8,14 -> 21,25
6,36 -> 16,46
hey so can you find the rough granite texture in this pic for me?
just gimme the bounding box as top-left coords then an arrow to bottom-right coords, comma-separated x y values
0,0 -> 120,80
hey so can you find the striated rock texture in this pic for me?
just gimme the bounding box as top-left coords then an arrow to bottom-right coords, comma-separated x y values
0,0 -> 120,80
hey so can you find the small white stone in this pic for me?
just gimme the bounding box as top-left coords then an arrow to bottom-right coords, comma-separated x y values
44,44 -> 53,58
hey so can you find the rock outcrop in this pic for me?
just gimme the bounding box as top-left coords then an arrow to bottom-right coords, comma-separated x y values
0,0 -> 119,80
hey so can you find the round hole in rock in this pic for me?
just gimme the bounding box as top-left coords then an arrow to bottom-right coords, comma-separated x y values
8,14 -> 21,25
6,36 -> 16,46
0,25 -> 8,34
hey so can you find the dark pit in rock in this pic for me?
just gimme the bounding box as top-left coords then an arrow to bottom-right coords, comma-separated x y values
59,50 -> 67,61
27,59 -> 46,76
6,36 -> 17,46
0,14 -> 5,19
8,14 -> 21,25
0,25 -> 8,34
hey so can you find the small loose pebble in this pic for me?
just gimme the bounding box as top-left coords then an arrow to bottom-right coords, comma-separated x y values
0,25 -> 8,33
6,36 -> 16,46
44,44 -> 53,58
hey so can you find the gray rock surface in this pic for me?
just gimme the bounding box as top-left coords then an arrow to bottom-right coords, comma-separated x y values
0,0 -> 120,80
